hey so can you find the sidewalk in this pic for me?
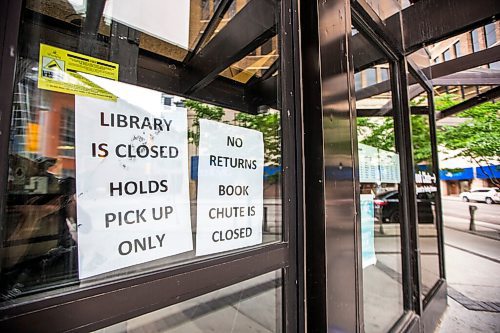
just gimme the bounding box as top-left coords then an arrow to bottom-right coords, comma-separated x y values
443,215 -> 500,241
435,220 -> 500,332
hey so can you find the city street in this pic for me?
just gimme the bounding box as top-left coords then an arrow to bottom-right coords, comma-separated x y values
437,197 -> 500,332
442,196 -> 500,225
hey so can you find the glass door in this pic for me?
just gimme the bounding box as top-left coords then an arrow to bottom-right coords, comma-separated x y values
0,1 -> 300,331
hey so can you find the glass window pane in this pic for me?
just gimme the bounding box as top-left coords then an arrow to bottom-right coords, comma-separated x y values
471,29 -> 481,52
94,270 -> 282,332
453,41 -> 462,57
353,25 -> 404,332
1,0 -> 283,302
485,23 -> 497,48
409,81 -> 440,297
443,49 -> 451,61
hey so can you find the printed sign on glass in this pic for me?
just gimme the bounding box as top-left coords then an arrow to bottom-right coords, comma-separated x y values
75,77 -> 192,278
196,119 -> 264,256
361,194 -> 377,268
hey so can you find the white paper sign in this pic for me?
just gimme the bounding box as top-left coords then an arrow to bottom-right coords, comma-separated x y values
379,150 -> 401,184
358,144 -> 380,183
196,119 -> 264,256
104,0 -> 190,49
360,194 -> 377,268
75,80 -> 192,279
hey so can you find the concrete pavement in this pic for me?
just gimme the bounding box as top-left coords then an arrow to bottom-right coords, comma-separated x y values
436,219 -> 500,332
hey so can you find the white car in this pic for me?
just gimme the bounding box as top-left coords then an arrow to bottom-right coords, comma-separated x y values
460,188 -> 500,204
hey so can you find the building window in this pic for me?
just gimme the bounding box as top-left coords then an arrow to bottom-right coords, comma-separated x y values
380,67 -> 389,81
471,28 -> 481,52
433,56 -> 441,64
453,41 -> 462,57
485,23 -> 497,48
443,48 -> 451,61
365,68 -> 377,86
354,72 -> 362,90
490,61 -> 500,69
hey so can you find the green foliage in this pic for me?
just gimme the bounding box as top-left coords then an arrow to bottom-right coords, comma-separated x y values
234,112 -> 281,166
184,100 -> 225,146
410,115 -> 432,163
356,92 -> 500,185
357,117 -> 396,152
184,100 -> 281,167
436,95 -> 500,173
357,115 -> 432,164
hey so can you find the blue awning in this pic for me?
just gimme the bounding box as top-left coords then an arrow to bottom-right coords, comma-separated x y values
439,167 -> 474,180
475,165 -> 500,179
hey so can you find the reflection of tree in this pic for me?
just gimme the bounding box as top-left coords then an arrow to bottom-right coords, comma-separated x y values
436,94 -> 500,187
357,116 -> 432,164
185,99 -> 225,146
234,112 -> 281,167
357,94 -> 500,187
185,100 -> 281,167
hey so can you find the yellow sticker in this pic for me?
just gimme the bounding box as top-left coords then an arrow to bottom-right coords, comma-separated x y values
38,44 -> 119,101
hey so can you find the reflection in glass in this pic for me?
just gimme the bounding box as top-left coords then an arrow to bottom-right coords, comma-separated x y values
353,26 -> 404,332
364,0 -> 401,21
1,0 -> 283,301
409,83 -> 441,297
94,270 -> 282,333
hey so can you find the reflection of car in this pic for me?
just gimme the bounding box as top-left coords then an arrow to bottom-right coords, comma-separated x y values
459,188 -> 500,204
374,191 -> 435,223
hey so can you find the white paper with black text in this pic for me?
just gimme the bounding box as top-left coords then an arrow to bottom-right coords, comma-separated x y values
75,79 -> 192,278
195,119 -> 264,256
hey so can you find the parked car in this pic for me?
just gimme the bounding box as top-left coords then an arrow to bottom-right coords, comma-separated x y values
459,188 -> 500,204
374,190 -> 435,223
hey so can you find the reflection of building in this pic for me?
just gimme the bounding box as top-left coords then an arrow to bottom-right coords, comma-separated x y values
10,68 -> 76,178
428,21 -> 500,100
2,1 -> 500,333
439,158 -> 500,195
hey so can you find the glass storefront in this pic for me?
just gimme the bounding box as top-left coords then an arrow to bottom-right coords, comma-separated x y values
0,0 -> 455,332
95,270 -> 282,333
353,25 -> 404,332
408,76 -> 442,299
1,0 -> 287,311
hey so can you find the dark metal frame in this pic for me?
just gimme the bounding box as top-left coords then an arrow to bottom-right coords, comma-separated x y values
352,6 -> 422,331
0,0 -> 304,332
406,60 -> 448,327
350,1 -> 449,331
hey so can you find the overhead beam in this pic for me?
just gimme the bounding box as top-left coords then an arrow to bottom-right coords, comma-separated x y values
184,0 -> 234,62
357,106 -> 428,117
183,0 -> 277,94
372,84 -> 426,117
247,57 -> 279,86
22,9 -> 263,114
399,0 -> 500,54
433,77 -> 500,87
245,75 -> 278,112
355,46 -> 500,100
352,0 -> 499,70
138,52 -> 252,112
436,86 -> 500,120
430,45 -> 500,78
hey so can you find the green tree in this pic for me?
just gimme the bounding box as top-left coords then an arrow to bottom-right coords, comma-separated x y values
356,93 -> 500,187
436,94 -> 500,187
234,112 -> 281,166
184,100 -> 281,166
357,115 -> 432,164
184,100 -> 225,146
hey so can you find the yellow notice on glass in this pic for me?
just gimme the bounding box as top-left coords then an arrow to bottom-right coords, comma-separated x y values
38,44 -> 119,101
